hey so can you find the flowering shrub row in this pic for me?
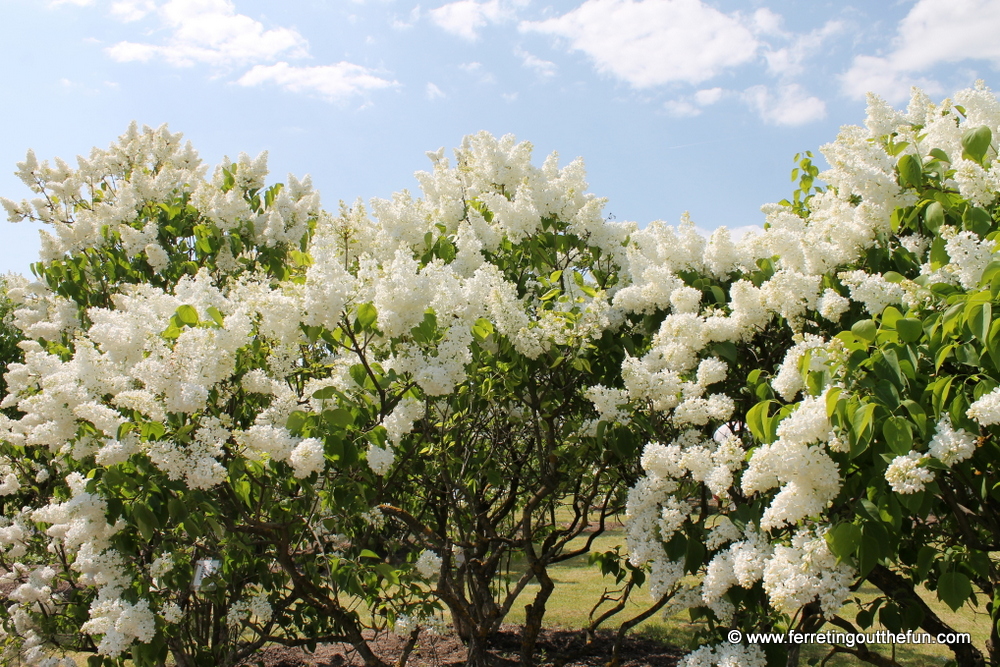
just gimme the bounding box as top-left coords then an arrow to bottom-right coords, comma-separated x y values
2,84 -> 1000,667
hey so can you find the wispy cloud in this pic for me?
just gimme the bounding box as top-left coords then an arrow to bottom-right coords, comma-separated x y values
392,5 -> 423,30
764,20 -> 844,79
459,61 -> 496,84
743,83 -> 825,126
520,0 -> 759,88
97,0 -> 397,104
665,87 -> 727,117
841,0 -> 1000,102
430,0 -> 509,40
110,0 -> 156,22
515,48 -> 556,78
426,81 -> 446,99
237,62 -> 397,102
106,0 -> 308,68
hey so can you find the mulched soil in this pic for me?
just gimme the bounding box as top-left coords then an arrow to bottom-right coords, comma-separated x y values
252,625 -> 683,667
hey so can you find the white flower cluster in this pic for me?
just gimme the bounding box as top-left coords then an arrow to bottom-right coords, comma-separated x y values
415,549 -> 442,578
927,416 -> 977,466
838,271 -> 904,316
885,452 -> 934,494
742,393 -> 839,531
681,643 -> 766,667
885,417 -> 977,494
226,591 -> 273,628
941,226 -> 996,289
762,528 -> 854,618
968,386 -> 1000,426
771,334 -> 831,402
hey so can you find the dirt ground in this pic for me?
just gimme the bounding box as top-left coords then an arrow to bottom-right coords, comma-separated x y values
253,625 -> 683,667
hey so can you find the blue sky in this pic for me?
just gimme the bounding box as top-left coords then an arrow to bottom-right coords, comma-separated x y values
2,0 -> 999,275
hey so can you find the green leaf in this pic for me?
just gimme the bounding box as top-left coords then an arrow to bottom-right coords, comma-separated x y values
924,201 -> 945,233
349,364 -> 368,388
826,523 -> 862,561
540,288 -> 561,301
876,348 -> 904,389
896,318 -> 923,343
980,260 -> 1000,288
969,301 -> 992,343
916,545 -> 937,578
962,126 -> 992,164
930,236 -> 950,268
935,344 -> 955,372
359,549 -> 380,560
929,148 -> 951,163
312,386 -> 338,400
883,416 -> 914,456
882,272 -> 905,285
141,421 -> 166,440
132,504 -> 158,542
472,317 -> 494,340
852,402 -> 877,443
902,400 -> 928,436
826,386 -> 843,418
937,572 -> 973,611
897,154 -> 922,188
324,408 -> 355,428
286,410 -> 308,434
746,401 -> 775,444
356,302 -> 378,329
858,534 -> 879,577
965,206 -> 993,237
206,306 -> 225,327
168,497 -> 188,521
852,319 -> 877,343
176,304 -> 199,326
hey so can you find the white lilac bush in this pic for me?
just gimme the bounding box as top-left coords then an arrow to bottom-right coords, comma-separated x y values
0,125 -> 653,667
619,84 -> 1000,667
2,83 -> 1000,667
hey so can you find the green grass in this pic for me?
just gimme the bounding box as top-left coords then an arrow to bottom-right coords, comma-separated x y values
496,523 -> 988,666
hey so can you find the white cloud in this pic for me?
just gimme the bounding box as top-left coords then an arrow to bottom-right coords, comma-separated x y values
110,0 -> 155,22
459,61 -> 495,83
664,99 -> 700,117
666,87 -> 726,117
751,7 -> 783,36
237,62 -> 397,102
426,81 -> 445,99
515,48 -> 556,77
694,87 -> 724,105
764,20 -> 843,78
430,0 -> 507,40
841,0 -> 1000,102
392,5 -> 422,29
106,0 -> 308,67
743,83 -> 825,126
841,56 -> 942,103
520,0 -> 759,88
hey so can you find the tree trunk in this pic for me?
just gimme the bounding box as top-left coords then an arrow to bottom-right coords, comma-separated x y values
520,564 -> 555,666
464,632 -> 494,667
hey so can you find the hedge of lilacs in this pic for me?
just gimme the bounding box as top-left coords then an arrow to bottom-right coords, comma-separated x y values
1,83 -> 1000,667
